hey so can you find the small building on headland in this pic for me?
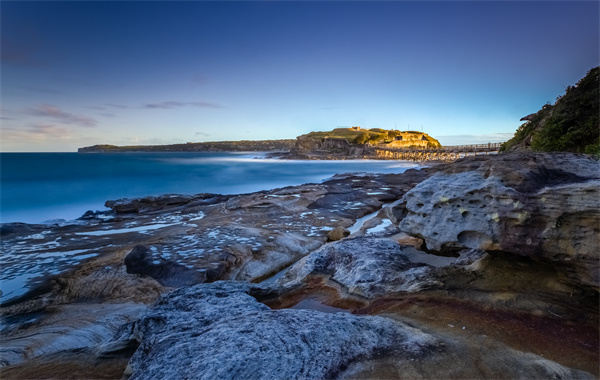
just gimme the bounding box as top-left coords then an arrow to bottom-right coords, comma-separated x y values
394,131 -> 428,141
351,126 -> 361,131
387,131 -> 441,148
388,131 -> 440,149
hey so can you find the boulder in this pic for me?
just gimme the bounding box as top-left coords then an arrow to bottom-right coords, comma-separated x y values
0,223 -> 35,237
394,153 -> 600,288
124,281 -> 437,380
120,281 -> 595,380
279,236 -> 443,297
327,226 -> 350,241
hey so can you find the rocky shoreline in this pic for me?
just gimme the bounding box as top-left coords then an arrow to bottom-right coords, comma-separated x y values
1,152 -> 598,379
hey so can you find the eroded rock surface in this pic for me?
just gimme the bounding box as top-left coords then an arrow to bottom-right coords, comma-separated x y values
0,303 -> 145,368
122,281 -> 595,380
125,281 -> 438,380
394,153 -> 600,289
280,237 -> 444,297
1,153 -> 598,379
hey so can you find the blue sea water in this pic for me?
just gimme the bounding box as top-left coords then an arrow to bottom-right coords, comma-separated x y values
0,152 -> 419,224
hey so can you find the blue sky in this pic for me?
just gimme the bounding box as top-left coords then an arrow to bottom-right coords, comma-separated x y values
1,1 -> 598,152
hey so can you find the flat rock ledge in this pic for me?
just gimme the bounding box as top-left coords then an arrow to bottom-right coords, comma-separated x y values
120,281 -> 595,380
124,281 -> 436,380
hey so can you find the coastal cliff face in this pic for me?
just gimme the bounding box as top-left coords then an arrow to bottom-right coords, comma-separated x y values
285,128 -> 442,159
1,153 -> 598,379
78,128 -> 444,160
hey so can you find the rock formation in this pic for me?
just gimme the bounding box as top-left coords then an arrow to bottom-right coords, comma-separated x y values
123,282 -> 437,380
393,153 -> 600,289
1,152 -> 598,379
285,127 -> 442,159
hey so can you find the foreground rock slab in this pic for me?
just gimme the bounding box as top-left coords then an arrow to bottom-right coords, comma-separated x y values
122,281 -> 595,380
125,281 -> 437,380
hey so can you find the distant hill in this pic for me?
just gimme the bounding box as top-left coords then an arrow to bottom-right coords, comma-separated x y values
501,67 -> 599,154
78,140 -> 296,153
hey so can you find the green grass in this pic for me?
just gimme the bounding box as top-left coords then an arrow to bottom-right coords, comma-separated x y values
302,128 -> 441,146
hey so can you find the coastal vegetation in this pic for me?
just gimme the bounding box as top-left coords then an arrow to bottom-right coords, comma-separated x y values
501,66 -> 599,154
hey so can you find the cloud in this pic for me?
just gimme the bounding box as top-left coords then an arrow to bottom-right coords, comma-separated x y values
123,136 -> 185,145
30,124 -> 72,138
106,103 -> 130,109
194,131 -> 211,137
1,123 -> 72,142
0,37 -> 42,67
101,101 -> 221,110
144,101 -> 221,109
27,104 -> 97,127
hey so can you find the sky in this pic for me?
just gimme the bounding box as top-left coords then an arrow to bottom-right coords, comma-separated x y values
1,1 -> 598,152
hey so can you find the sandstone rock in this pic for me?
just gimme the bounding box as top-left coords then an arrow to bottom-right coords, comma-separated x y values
280,237 -> 442,297
327,226 -> 350,241
390,232 -> 424,248
125,281 -> 437,380
340,332 -> 596,380
0,303 -> 145,367
105,193 -> 228,214
394,153 -> 600,289
124,245 -> 211,287
0,223 -> 35,237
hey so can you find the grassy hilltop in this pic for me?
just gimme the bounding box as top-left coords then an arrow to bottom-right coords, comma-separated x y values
300,127 -> 442,148
501,67 -> 599,154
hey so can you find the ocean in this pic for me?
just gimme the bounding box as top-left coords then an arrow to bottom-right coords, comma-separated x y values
0,152 -> 419,224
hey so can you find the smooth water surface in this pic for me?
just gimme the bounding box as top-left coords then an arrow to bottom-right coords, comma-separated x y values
1,152 -> 418,224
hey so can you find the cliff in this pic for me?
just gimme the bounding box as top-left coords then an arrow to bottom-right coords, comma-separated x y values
78,140 -> 296,153
501,66 -> 599,154
288,127 -> 442,158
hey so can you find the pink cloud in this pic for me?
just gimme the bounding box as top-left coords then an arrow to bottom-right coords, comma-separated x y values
27,104 -> 97,127
1,123 -> 72,142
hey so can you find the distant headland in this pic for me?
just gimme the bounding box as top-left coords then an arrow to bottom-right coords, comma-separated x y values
77,127 -> 442,155
78,139 -> 296,153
